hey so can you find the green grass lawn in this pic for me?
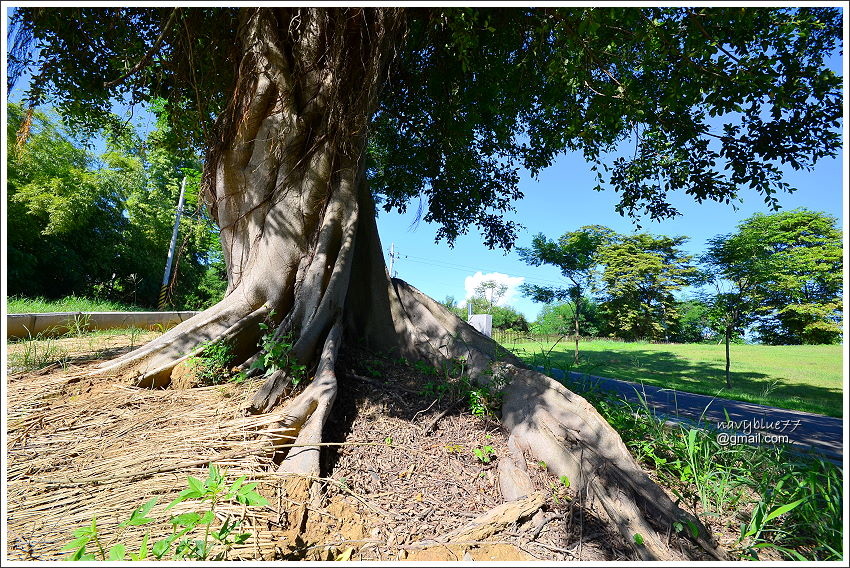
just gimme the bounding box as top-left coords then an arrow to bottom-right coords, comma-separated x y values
6,295 -> 146,314
503,337 -> 844,417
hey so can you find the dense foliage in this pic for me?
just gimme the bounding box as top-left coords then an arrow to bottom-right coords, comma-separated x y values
522,210 -> 841,346
703,209 -> 842,345
6,103 -> 225,309
519,227 -> 697,341
9,7 -> 842,250
597,233 -> 698,341
530,300 -> 604,338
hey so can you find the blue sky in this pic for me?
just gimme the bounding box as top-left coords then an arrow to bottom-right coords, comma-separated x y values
376,46 -> 847,322
376,143 -> 844,321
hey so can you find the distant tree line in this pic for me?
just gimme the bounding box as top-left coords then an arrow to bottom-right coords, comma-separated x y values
519,214 -> 842,348
7,103 -> 226,310
442,209 -> 841,357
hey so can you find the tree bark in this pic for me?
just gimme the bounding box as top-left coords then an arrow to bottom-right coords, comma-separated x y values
574,311 -> 580,365
89,7 -> 725,561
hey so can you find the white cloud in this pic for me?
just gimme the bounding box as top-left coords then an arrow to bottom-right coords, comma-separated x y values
461,271 -> 525,308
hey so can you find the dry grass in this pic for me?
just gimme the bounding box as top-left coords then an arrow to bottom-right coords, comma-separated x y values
6,336 -> 649,562
6,364 -> 289,560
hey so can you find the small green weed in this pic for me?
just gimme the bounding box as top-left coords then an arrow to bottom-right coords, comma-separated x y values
472,445 -> 495,464
251,313 -> 307,386
186,340 -> 237,385
412,360 -> 437,377
8,332 -> 68,372
62,465 -> 267,561
64,313 -> 92,337
585,383 -> 842,561
362,359 -> 384,378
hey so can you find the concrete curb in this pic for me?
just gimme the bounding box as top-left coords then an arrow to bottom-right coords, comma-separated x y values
7,311 -> 200,339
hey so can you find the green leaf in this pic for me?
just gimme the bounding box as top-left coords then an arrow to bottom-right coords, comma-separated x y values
633,533 -> 644,546
120,497 -> 158,527
199,510 -> 215,524
187,476 -> 205,494
71,526 -> 93,538
61,539 -> 90,552
132,533 -> 150,561
227,475 -> 247,498
166,486 -> 205,510
107,544 -> 126,561
207,464 -> 220,482
171,512 -> 202,527
152,538 -> 172,559
244,491 -> 269,507
687,428 -> 698,452
763,497 -> 807,524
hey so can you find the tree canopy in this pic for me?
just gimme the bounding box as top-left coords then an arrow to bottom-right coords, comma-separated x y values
702,209 -> 842,345
10,6 -> 843,249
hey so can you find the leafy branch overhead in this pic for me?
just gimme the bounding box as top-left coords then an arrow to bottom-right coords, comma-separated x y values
10,7 -> 842,249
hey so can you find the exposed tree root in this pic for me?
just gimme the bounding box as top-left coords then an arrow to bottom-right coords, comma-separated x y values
92,300 -> 269,387
273,319 -> 342,478
368,280 -> 727,561
438,492 -> 547,543
498,363 -> 727,561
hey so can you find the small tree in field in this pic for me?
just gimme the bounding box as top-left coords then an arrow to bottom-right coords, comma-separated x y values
705,286 -> 758,389
702,209 -> 842,386
473,280 -> 509,314
518,226 -> 611,364
9,6 -> 841,560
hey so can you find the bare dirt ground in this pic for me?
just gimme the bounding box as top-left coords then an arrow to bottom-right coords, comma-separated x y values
6,333 -> 702,561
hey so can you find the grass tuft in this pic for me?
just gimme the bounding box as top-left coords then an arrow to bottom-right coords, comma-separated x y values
7,295 -> 146,314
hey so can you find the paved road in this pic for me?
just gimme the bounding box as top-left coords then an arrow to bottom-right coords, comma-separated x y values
538,367 -> 844,463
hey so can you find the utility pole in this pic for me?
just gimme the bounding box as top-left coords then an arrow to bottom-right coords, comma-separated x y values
158,176 -> 187,310
388,242 -> 399,278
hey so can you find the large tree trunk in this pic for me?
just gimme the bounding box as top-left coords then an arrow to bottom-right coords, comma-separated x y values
92,7 -> 724,561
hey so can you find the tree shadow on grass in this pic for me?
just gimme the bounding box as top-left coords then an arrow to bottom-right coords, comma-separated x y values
534,348 -> 842,418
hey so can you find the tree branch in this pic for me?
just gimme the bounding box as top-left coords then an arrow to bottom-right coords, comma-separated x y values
103,8 -> 180,88
687,10 -> 743,66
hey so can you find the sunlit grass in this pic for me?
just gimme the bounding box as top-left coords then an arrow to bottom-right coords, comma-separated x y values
504,337 -> 843,417
6,295 -> 146,314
